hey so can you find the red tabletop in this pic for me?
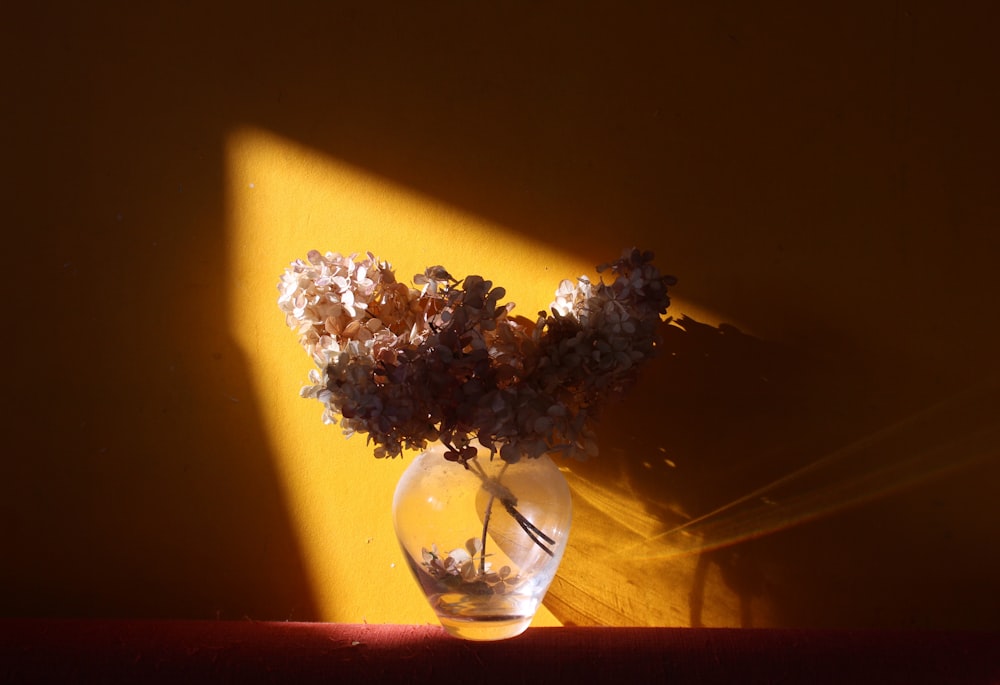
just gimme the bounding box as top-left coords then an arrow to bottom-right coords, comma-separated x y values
1,619 -> 997,684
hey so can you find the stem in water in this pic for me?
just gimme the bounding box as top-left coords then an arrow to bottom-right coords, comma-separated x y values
470,456 -> 554,558
479,494 -> 494,574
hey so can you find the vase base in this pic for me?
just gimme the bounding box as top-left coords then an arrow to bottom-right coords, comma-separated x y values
437,615 -> 532,641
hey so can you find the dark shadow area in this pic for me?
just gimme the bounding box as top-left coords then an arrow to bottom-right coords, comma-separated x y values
557,315 -> 1000,628
3,5 -> 318,620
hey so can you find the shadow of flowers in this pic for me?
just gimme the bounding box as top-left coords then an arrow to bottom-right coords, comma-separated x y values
546,315 -> 1000,628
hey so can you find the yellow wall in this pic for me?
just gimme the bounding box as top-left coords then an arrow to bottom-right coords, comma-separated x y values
4,2 -> 999,628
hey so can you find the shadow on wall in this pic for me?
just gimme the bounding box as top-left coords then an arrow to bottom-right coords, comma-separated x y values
549,315 -> 1000,629
2,12 -> 319,620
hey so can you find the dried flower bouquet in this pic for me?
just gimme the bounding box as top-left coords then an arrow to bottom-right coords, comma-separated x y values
278,248 -> 675,465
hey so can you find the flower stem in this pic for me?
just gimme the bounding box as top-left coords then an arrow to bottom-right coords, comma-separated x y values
502,499 -> 555,556
469,457 -> 554,558
479,493 -> 494,575
470,458 -> 507,574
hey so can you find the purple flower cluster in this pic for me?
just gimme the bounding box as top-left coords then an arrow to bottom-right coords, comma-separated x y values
278,248 -> 674,463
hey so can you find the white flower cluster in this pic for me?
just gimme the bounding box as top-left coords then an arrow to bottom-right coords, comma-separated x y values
278,248 -> 674,462
421,538 -> 518,594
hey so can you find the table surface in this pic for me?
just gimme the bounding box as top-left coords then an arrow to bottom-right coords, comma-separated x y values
2,619 -> 998,684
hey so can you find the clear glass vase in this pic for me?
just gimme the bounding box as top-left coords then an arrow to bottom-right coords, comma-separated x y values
392,442 -> 572,641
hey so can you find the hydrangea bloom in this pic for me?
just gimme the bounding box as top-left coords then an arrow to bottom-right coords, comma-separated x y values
278,248 -> 675,463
